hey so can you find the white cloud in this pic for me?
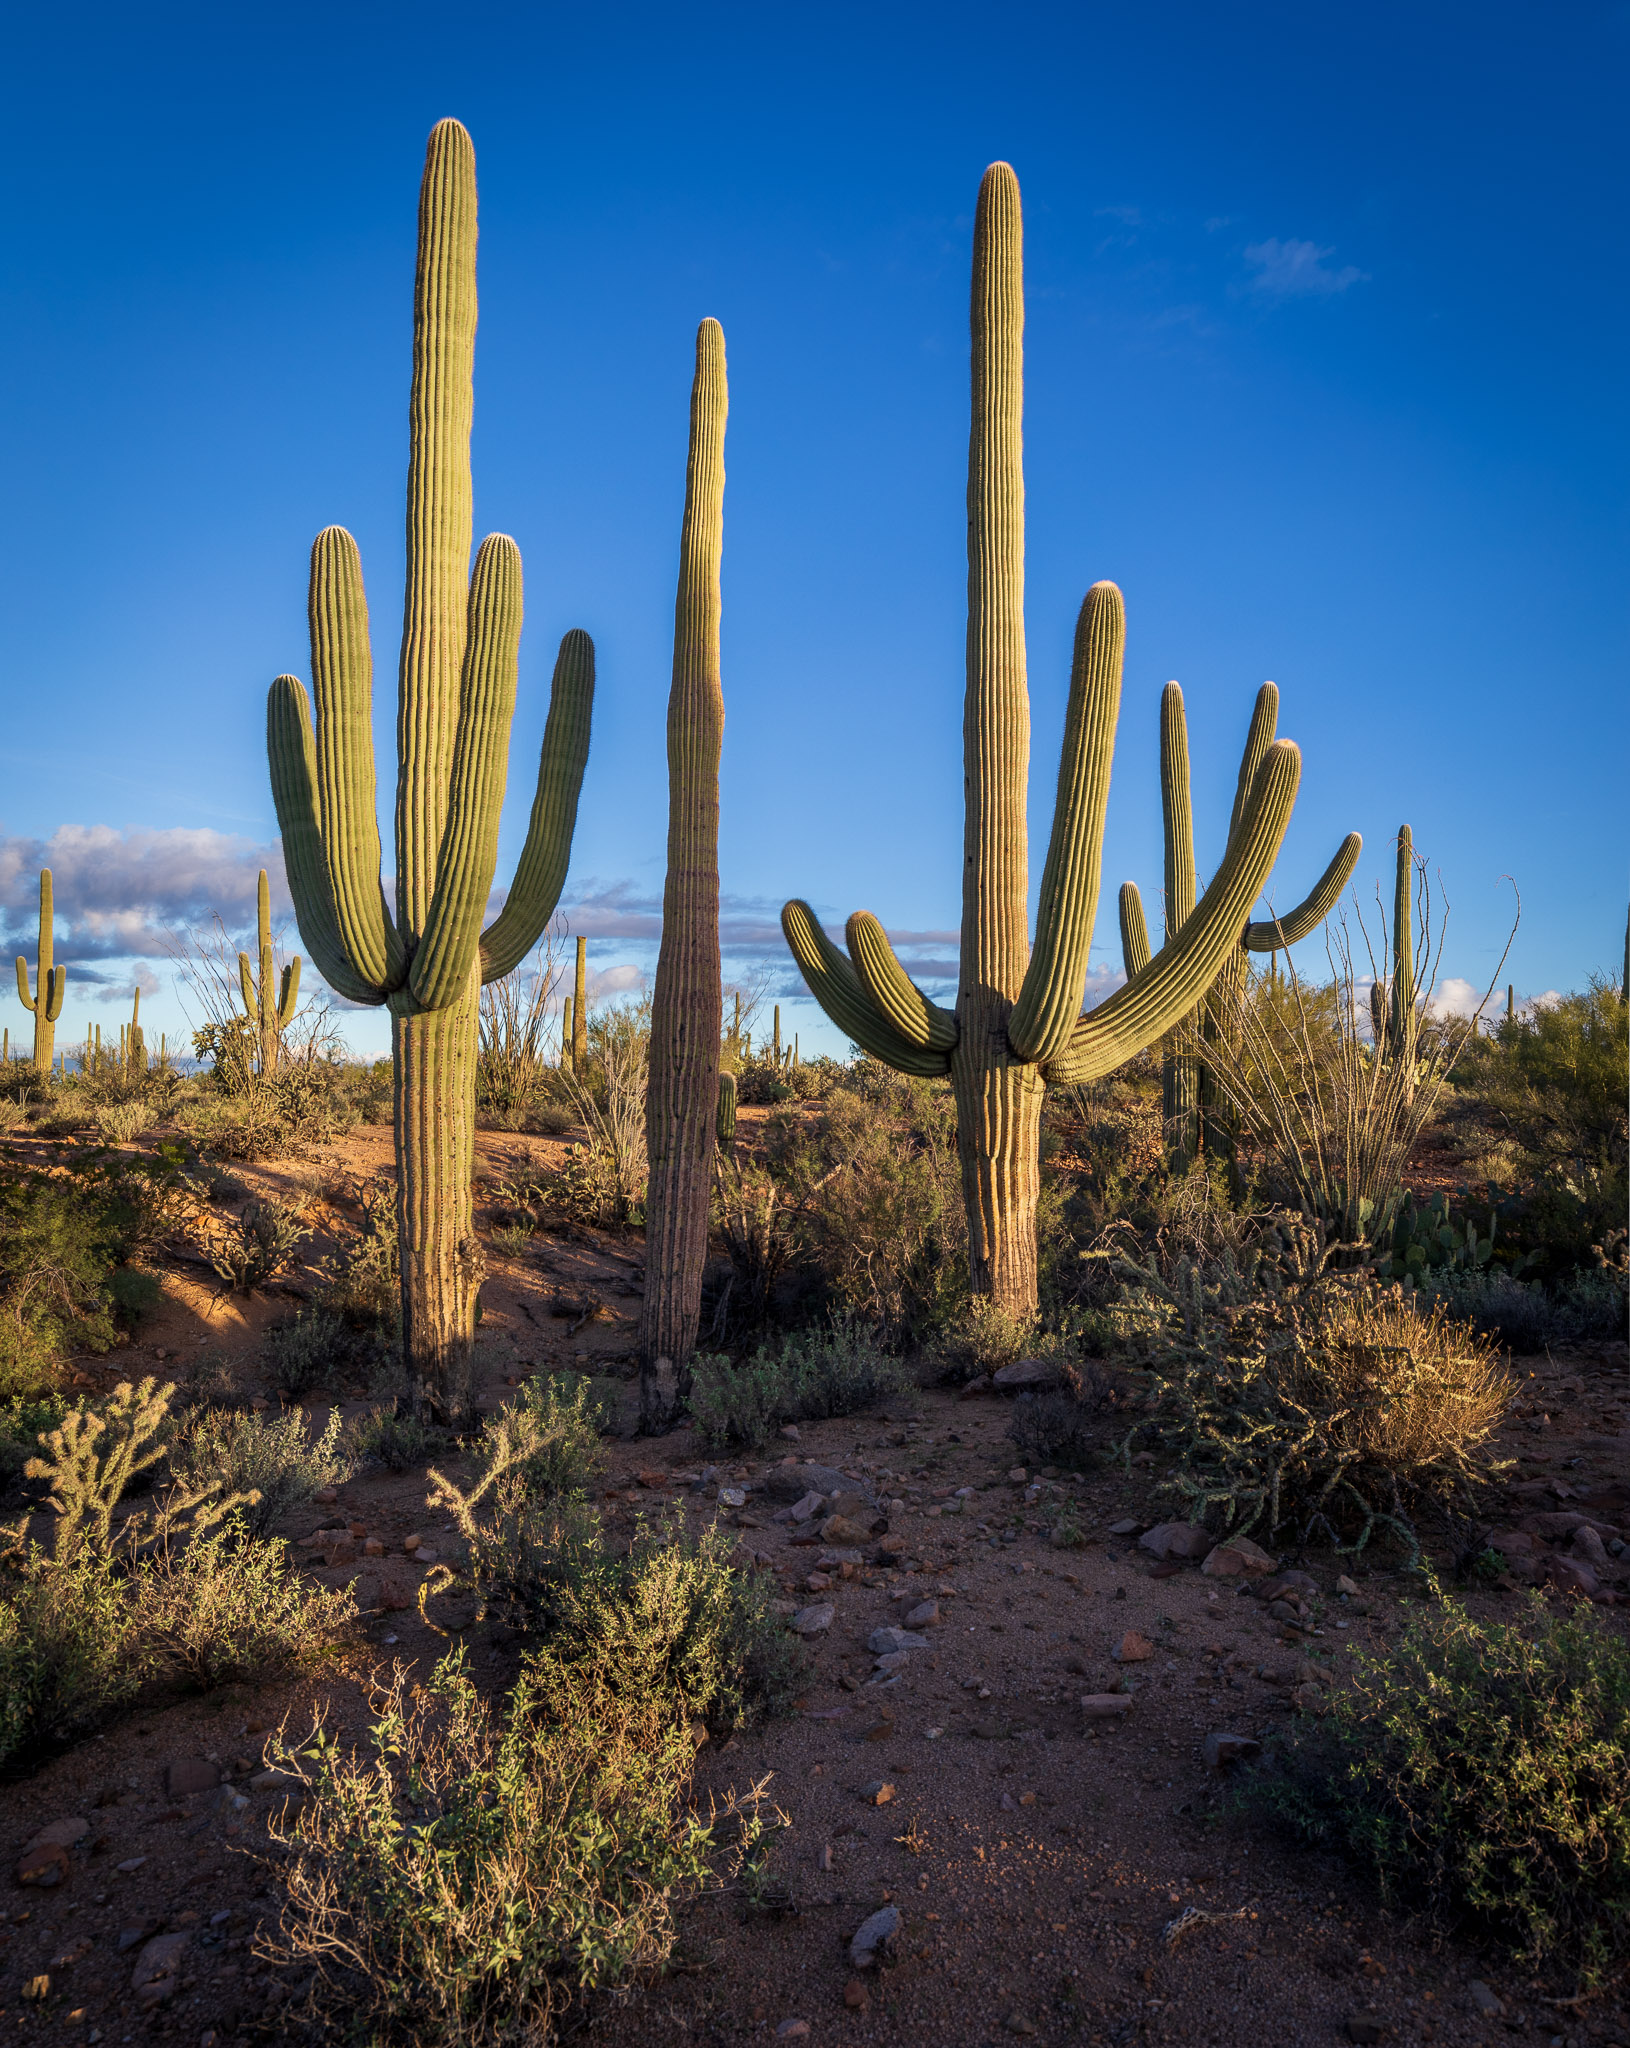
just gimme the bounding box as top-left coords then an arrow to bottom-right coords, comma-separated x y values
1242,237 -> 1368,298
1427,975 -> 1484,1021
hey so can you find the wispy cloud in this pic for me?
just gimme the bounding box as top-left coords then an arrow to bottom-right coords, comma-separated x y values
1242,237 -> 1368,298
0,825 -> 287,964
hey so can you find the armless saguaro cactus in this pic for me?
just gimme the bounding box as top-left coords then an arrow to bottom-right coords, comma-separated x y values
15,869 -> 65,1076
1122,681 -> 1360,1168
641,322 -> 727,1413
265,120 -> 594,1418
782,164 -> 1305,1319
571,937 -> 588,1067
238,869 -> 301,1076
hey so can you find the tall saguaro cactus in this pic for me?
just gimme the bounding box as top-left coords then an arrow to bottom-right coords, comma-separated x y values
265,120 -> 595,1416
641,320 -> 727,1412
1123,681 -> 1361,1167
572,937 -> 587,1067
782,164 -> 1305,1318
15,869 -> 66,1075
238,869 -> 302,1075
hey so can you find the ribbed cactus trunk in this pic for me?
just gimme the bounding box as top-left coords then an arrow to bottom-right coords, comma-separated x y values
572,938 -> 588,1067
1158,685 -> 1200,1170
265,121 -> 594,1422
641,320 -> 727,1418
15,869 -> 66,1076
954,164 -> 1044,1316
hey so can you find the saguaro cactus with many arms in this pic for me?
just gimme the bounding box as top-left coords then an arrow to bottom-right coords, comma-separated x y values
641,321 -> 728,1411
782,164 -> 1305,1318
15,869 -> 66,1075
1121,681 -> 1360,1167
265,120 -> 594,1416
238,869 -> 301,1076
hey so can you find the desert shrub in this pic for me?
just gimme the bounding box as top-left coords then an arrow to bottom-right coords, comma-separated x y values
1115,1258 -> 1512,1558
315,1184 -> 400,1333
425,1425 -> 805,1729
264,1309 -> 390,1400
0,1170 -> 125,1393
506,1372 -> 609,1499
349,1405 -> 453,1473
1006,1362 -> 1119,1472
1250,1595 -> 1630,1983
93,1100 -> 148,1146
203,1196 -> 308,1293
1423,1262 -> 1627,1351
261,1648 -> 778,2047
492,1221 -> 534,1258
170,1406 -> 350,1539
0,1393 -> 67,1501
689,1319 -> 915,1449
0,1097 -> 29,1134
0,1553 -> 140,1767
0,1056 -> 48,1105
138,1515 -> 354,1688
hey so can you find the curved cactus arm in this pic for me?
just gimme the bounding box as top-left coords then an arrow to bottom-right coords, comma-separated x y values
1243,832 -> 1362,951
845,912 -> 959,1052
1041,741 -> 1302,1086
411,535 -> 525,1011
267,674 -> 386,1006
1226,683 -> 1278,844
1160,682 -> 1197,940
309,526 -> 407,992
1008,580 -> 1125,1064
480,627 -> 596,983
1119,881 -> 1150,979
45,967 -> 66,1023
277,958 -> 301,1027
16,958 -> 36,1013
782,900 -> 951,1078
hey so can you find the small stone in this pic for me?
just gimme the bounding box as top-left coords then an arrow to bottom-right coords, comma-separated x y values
1008,1466 -> 1028,1483
17,1841 -> 70,1887
958,1373 -> 992,1399
718,1486 -> 747,1508
868,1626 -> 930,1656
1079,1693 -> 1132,1719
251,1767 -> 308,1792
904,1599 -> 940,1628
872,1650 -> 911,1674
1203,1731 -> 1262,1769
1544,1555 -> 1599,1599
991,1358 -> 1064,1390
22,1976 -> 50,2002
1468,1980 -> 1504,2018
1345,2017 -> 1389,2045
1107,1518 -> 1141,1536
789,1490 -> 826,1523
363,1536 -> 385,1557
1139,1521 -> 1211,1561
776,2023 -> 811,2040
313,1487 -> 337,1505
844,1978 -> 871,2011
1572,1524 -> 1610,1569
1112,1630 -> 1154,1662
1004,2016 -> 1038,2038
805,1571 -> 832,1593
848,1903 -> 900,1969
789,1602 -> 835,1636
131,1931 -> 190,2009
821,1514 -> 873,1545
862,1715 -> 895,1742
32,1816 -> 91,1849
861,1780 -> 895,1805
403,1532 -> 422,1551
1336,1574 -> 1360,1596
1202,1536 -> 1276,1578
115,1857 -> 147,1875
166,1759 -> 219,1797
779,1425 -> 802,1441
347,1520 -> 367,1539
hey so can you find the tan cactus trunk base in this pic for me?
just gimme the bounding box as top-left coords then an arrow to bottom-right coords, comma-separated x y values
952,1024 -> 1044,1317
393,968 -> 483,1421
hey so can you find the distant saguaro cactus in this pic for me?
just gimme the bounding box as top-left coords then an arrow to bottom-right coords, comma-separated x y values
15,869 -> 66,1075
238,869 -> 301,1076
265,120 -> 594,1417
782,164 -> 1304,1318
125,987 -> 145,1077
1120,681 -> 1360,1169
642,319 -> 727,1416
572,938 -> 588,1068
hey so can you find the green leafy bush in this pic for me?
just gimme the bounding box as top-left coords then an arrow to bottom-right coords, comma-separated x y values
0,1393 -> 66,1501
349,1404 -> 453,1474
0,1170 -> 125,1395
262,1648 -> 778,2046
138,1516 -> 354,1688
1249,1595 -> 1630,1982
265,1309 -> 392,1399
507,1372 -> 609,1499
689,1319 -> 914,1449
171,1406 -> 351,1538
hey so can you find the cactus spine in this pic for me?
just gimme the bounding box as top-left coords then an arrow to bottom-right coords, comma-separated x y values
1121,680 -> 1361,1167
238,869 -> 301,1075
642,320 -> 728,1412
265,121 -> 594,1417
15,869 -> 66,1075
782,164 -> 1304,1318
572,938 -> 587,1068
715,1069 -> 737,1155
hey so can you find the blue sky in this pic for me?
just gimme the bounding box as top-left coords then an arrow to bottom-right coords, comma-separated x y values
2,1 -> 1625,1061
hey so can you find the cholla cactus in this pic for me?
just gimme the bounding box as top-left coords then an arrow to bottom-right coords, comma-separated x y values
1121,681 -> 1360,1168
15,869 -> 66,1075
265,122 -> 594,1416
642,321 -> 727,1404
782,165 -> 1304,1317
238,869 -> 301,1075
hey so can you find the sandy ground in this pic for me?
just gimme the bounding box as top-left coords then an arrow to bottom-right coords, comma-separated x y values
1,1117 -> 1626,2048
